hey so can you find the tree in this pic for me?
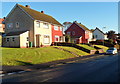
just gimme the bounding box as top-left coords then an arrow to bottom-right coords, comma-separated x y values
107,30 -> 117,40
65,34 -> 70,43
118,33 -> 120,39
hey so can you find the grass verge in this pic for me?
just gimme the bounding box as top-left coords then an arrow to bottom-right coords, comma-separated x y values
54,46 -> 90,56
2,47 -> 77,66
93,45 -> 109,52
77,44 -> 96,50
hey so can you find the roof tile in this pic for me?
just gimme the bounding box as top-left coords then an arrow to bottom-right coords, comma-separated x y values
18,4 -> 62,26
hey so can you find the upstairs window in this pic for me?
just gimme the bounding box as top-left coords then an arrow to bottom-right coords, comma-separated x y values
27,37 -> 29,41
72,31 -> 75,35
60,27 -> 62,31
54,25 -> 58,30
7,23 -> 13,29
67,32 -> 70,35
43,23 -> 49,29
85,31 -> 89,34
95,35 -> 98,38
16,22 -> 19,28
0,24 -> 2,28
36,21 -> 40,28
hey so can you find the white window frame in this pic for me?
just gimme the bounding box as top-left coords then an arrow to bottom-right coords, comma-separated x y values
27,37 -> 29,41
0,24 -> 2,28
55,35 -> 59,42
60,27 -> 62,31
54,25 -> 58,30
36,21 -> 40,28
59,36 -> 63,42
16,22 -> 19,28
44,35 -> 50,44
43,23 -> 49,29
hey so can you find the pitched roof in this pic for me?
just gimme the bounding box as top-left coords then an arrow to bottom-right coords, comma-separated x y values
0,18 -> 4,24
18,4 -> 62,26
74,21 -> 90,31
90,29 -> 95,32
6,31 -> 28,36
94,27 -> 105,35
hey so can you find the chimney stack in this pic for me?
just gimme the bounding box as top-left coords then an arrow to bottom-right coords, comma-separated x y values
25,5 -> 30,8
41,11 -> 44,13
3,17 -> 6,19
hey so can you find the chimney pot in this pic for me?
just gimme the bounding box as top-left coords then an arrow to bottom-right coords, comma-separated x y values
25,5 -> 30,8
41,11 -> 44,13
3,17 -> 6,19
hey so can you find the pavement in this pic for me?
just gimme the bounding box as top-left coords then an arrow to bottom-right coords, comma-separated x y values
1,53 -> 106,74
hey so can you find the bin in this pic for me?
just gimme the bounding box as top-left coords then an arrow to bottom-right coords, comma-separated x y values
29,42 -> 32,48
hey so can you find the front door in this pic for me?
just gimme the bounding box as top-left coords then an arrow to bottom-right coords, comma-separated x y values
36,34 -> 40,47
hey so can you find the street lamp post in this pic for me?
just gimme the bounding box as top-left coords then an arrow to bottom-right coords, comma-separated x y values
102,27 -> 106,46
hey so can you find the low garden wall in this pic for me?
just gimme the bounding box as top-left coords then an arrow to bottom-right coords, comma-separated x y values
53,42 -> 97,54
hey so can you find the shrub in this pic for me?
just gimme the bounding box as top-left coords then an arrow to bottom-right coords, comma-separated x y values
65,35 -> 70,43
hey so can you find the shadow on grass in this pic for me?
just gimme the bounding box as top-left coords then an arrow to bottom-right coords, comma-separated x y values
15,60 -> 33,66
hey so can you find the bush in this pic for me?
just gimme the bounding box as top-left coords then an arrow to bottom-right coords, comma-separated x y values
89,41 -> 96,45
65,35 -> 70,43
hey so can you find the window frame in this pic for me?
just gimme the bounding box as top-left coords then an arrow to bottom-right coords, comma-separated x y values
12,37 -> 15,41
27,37 -> 29,41
44,35 -> 50,44
0,24 -> 2,28
43,23 -> 49,29
55,35 -> 59,42
95,35 -> 98,38
67,32 -> 70,35
54,25 -> 58,30
6,38 -> 9,42
7,23 -> 13,29
72,31 -> 75,35
16,22 -> 19,28
60,27 -> 62,31
36,21 -> 40,28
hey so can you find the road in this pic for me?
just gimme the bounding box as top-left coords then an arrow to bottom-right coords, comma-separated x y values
2,52 -> 120,83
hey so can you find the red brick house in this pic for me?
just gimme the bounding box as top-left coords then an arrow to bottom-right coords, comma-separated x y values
0,18 -> 5,33
65,21 -> 91,44
51,25 -> 64,43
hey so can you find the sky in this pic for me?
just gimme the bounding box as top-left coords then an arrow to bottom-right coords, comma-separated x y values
1,2 -> 118,33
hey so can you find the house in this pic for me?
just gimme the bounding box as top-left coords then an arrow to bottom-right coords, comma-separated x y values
51,24 -> 64,43
0,18 -> 5,46
65,21 -> 92,44
2,4 -> 64,48
0,18 -> 5,33
93,27 -> 108,40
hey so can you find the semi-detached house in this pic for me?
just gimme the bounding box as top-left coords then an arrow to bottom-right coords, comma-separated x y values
65,21 -> 93,44
2,4 -> 64,48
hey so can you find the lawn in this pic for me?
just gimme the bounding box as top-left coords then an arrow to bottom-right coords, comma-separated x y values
77,44 -> 96,50
0,35 -> 2,46
2,47 -> 77,66
54,46 -> 90,56
93,45 -> 109,52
